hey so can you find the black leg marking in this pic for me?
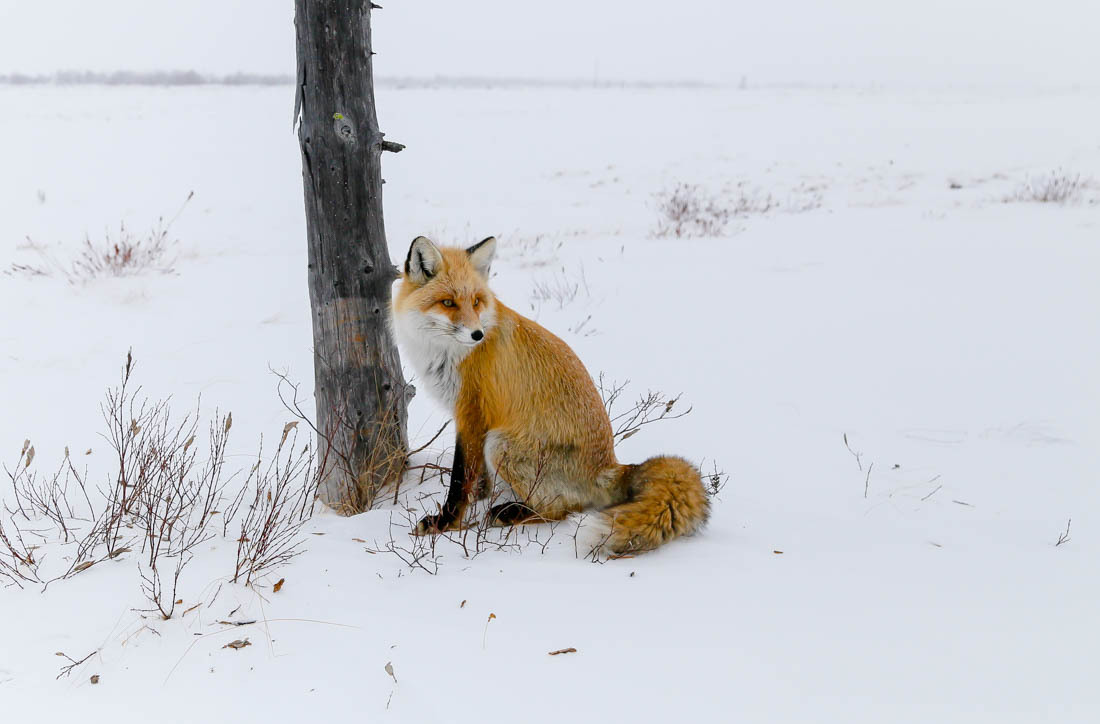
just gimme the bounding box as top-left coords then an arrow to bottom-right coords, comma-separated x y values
415,436 -> 466,534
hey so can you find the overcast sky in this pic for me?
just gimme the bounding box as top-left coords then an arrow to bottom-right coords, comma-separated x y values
1,1 -> 1097,87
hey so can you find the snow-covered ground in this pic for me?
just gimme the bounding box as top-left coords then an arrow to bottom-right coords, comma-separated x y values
1,83 -> 1098,722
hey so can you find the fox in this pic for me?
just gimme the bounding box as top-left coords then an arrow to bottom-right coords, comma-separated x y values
390,235 -> 710,554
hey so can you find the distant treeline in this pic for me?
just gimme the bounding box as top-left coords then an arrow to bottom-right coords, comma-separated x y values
0,70 -> 709,90
0,71 -> 293,86
376,75 -> 710,90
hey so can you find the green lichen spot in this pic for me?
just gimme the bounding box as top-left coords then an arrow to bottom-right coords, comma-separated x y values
333,113 -> 344,120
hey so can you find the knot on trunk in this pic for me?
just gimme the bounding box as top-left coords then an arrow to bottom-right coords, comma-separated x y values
332,112 -> 357,145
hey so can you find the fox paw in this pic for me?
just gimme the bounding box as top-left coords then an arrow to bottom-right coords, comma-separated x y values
486,501 -> 540,527
413,513 -> 451,536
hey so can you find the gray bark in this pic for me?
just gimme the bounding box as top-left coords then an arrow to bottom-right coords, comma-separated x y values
294,0 -> 408,512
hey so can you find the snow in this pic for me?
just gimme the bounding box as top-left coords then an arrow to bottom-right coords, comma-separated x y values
1,83 -> 1098,722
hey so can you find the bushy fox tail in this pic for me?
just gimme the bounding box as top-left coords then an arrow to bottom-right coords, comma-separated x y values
594,456 -> 710,555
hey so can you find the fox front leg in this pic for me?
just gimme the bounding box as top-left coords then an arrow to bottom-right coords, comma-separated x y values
414,434 -> 477,535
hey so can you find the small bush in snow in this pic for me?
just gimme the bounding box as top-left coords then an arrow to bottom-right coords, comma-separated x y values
231,421 -> 319,587
652,183 -> 733,238
2,352 -> 236,604
6,192 -> 192,282
1,353 -> 320,617
651,181 -> 822,238
70,222 -> 175,279
529,265 -> 591,310
1005,170 -> 1090,204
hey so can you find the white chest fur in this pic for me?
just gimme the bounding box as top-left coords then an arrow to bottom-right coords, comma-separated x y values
391,310 -> 471,411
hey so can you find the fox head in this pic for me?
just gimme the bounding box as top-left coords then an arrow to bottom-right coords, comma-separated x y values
392,235 -> 498,349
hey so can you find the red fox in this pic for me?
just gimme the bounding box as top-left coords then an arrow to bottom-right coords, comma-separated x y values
391,236 -> 709,554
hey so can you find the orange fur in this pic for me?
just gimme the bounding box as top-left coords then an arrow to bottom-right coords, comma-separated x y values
392,237 -> 709,554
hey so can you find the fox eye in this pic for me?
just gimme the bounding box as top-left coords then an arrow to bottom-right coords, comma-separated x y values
472,298 -> 480,307
441,299 -> 455,307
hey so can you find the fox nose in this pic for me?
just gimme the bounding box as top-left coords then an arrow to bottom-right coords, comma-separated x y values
471,329 -> 484,342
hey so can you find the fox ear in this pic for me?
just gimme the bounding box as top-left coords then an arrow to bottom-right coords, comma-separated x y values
466,236 -> 496,278
405,236 -> 443,285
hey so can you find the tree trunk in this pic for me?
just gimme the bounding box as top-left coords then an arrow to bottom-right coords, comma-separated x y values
294,0 -> 408,513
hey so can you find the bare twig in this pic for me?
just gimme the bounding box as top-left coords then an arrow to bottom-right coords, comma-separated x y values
1056,519 -> 1071,546
397,421 -> 450,504
920,484 -> 943,502
407,422 -> 449,458
55,650 -> 96,679
597,375 -> 691,445
843,433 -> 863,472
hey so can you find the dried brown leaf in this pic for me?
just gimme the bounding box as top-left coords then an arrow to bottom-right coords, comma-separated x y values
273,578 -> 285,593
548,647 -> 577,656
280,420 -> 299,446
222,638 -> 251,650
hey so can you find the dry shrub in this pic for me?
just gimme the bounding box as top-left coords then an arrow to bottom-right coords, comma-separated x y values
529,265 -> 591,310
597,374 -> 692,445
3,439 -> 121,588
131,406 -> 235,619
652,183 -> 733,238
1005,170 -> 1091,204
652,181 -> 822,238
231,422 -> 319,586
271,367 -> 402,514
2,353 -> 245,614
6,192 -> 192,282
71,221 -> 175,279
1,353 -> 321,614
